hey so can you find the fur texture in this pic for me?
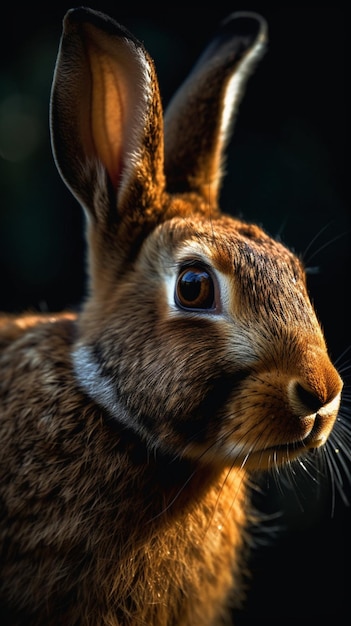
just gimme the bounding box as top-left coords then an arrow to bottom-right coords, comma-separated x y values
0,8 -> 344,626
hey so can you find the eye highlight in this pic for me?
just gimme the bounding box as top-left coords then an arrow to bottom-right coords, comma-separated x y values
175,264 -> 215,310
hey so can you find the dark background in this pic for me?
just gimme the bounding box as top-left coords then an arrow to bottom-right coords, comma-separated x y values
0,4 -> 350,624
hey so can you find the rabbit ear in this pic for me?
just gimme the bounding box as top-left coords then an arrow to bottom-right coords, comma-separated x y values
50,7 -> 165,226
164,12 -> 267,205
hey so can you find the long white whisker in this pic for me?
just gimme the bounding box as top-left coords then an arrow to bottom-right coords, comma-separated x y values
334,345 -> 351,368
303,225 -> 349,266
301,220 -> 334,262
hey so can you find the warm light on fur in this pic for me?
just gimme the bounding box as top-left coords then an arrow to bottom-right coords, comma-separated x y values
0,8 -> 345,626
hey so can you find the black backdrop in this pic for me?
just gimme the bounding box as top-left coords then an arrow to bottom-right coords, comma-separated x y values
0,4 -> 350,624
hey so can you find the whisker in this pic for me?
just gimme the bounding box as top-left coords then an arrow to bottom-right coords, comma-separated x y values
275,217 -> 289,242
337,365 -> 351,380
304,230 -> 349,266
301,219 -> 350,267
334,345 -> 351,369
204,461 -> 246,535
335,413 -> 351,445
301,220 -> 333,261
324,443 -> 350,509
146,466 -> 199,523
320,447 -> 337,515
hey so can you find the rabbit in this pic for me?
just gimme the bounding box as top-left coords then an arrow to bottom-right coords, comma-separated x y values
0,6 -> 345,626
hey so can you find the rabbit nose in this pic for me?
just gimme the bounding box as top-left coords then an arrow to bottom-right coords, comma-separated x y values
289,376 -> 342,417
288,373 -> 342,447
294,382 -> 325,414
289,346 -> 343,415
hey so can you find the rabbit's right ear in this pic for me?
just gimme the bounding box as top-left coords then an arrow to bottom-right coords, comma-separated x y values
50,7 -> 165,229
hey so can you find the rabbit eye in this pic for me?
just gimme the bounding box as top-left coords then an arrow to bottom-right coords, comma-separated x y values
175,265 -> 215,310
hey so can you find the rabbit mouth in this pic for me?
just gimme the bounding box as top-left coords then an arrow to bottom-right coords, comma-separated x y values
242,421 -> 329,470
276,420 -> 329,453
277,422 -> 328,452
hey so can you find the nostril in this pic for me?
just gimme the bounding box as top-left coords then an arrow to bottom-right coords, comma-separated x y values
294,382 -> 323,414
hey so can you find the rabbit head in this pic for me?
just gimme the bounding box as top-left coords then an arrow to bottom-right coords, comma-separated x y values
50,8 -> 342,472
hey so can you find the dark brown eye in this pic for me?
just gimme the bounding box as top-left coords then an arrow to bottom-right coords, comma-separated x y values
175,266 -> 215,310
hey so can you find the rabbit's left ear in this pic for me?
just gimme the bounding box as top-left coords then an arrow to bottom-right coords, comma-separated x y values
50,7 -> 165,226
164,12 -> 267,205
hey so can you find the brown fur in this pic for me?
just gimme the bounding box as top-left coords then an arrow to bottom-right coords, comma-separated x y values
0,313 -> 248,626
0,8 -> 343,626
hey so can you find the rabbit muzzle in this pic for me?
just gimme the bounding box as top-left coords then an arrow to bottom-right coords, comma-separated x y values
218,347 -> 343,471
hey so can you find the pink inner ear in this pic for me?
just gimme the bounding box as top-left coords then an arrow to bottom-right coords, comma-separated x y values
87,42 -> 125,189
52,13 -> 165,216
